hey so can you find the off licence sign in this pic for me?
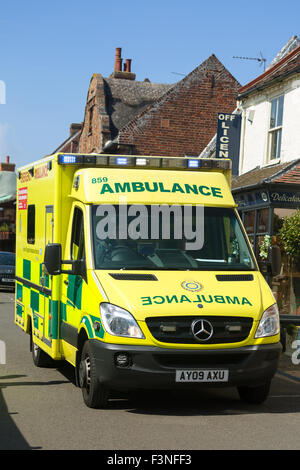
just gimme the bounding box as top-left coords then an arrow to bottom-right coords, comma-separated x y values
18,187 -> 28,210
215,112 -> 241,175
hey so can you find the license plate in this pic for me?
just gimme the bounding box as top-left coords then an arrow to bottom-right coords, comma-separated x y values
176,369 -> 229,383
2,278 -> 14,283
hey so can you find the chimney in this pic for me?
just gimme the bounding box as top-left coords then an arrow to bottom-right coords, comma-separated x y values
0,156 -> 15,172
111,47 -> 136,80
125,59 -> 132,73
70,123 -> 82,136
114,47 -> 123,73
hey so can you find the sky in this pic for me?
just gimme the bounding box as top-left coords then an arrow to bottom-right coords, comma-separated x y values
0,0 -> 299,169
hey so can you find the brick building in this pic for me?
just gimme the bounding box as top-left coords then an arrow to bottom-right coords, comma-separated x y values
54,48 -> 240,158
54,123 -> 82,154
0,156 -> 16,252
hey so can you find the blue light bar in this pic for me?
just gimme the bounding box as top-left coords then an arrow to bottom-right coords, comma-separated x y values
116,157 -> 128,165
187,159 -> 200,168
58,154 -> 78,164
55,153 -> 231,170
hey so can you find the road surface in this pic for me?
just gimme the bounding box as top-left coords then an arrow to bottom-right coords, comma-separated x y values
1,289 -> 300,451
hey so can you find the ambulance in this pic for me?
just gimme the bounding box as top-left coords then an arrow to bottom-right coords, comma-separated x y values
15,153 -> 282,408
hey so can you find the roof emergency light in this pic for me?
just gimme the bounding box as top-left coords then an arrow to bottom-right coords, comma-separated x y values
187,159 -> 200,168
58,154 -> 78,164
56,153 -> 231,171
136,158 -> 147,166
115,157 -> 128,165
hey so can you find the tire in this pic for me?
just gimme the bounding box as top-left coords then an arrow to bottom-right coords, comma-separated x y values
79,341 -> 109,409
237,381 -> 271,405
280,327 -> 286,353
30,333 -> 54,367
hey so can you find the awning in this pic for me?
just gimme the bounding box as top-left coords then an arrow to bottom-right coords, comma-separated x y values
0,171 -> 16,203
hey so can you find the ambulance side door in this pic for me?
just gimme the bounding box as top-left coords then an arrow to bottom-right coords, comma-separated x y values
61,204 -> 87,347
42,205 -> 54,344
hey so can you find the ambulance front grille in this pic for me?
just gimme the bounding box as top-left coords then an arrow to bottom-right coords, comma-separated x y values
154,352 -> 251,368
216,274 -> 254,281
109,273 -> 158,281
145,316 -> 253,344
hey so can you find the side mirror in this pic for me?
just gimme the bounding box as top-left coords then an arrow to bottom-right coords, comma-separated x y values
268,245 -> 281,277
44,243 -> 62,275
44,243 -> 86,279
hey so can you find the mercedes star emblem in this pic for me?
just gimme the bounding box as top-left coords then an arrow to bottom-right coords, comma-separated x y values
191,319 -> 213,342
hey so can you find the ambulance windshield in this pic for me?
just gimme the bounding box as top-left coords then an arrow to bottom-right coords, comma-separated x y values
91,205 -> 256,271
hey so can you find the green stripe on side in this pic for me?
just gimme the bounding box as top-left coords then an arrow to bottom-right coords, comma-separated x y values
90,315 -> 105,339
67,275 -> 83,310
51,300 -> 59,340
30,290 -> 39,312
16,303 -> 23,317
39,263 -> 50,288
80,316 -> 94,339
16,283 -> 23,301
33,314 -> 39,329
61,302 -> 67,321
23,259 -> 31,280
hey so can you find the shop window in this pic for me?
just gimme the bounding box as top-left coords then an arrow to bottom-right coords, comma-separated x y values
244,210 -> 255,235
271,208 -> 299,316
257,208 -> 269,233
256,234 -> 268,258
268,95 -> 284,161
248,235 -> 255,251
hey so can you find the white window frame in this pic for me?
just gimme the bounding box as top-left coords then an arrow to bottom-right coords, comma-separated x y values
267,94 -> 284,164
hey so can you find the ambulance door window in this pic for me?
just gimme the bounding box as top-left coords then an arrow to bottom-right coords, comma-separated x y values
68,207 -> 87,306
27,204 -> 35,244
70,207 -> 85,262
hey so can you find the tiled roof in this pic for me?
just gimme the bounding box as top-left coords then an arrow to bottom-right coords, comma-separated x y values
104,78 -> 172,106
103,78 -> 173,135
118,54 -> 240,138
267,35 -> 300,69
231,159 -> 300,191
238,45 -> 300,98
52,128 -> 82,154
272,161 -> 300,184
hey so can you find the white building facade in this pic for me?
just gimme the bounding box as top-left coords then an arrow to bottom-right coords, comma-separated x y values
237,42 -> 300,174
232,41 -> 300,319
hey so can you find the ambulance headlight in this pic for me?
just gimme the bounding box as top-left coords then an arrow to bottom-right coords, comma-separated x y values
100,303 -> 145,339
255,304 -> 280,338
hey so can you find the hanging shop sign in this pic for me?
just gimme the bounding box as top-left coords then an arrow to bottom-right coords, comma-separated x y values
235,188 -> 300,209
216,113 -> 242,175
269,190 -> 300,206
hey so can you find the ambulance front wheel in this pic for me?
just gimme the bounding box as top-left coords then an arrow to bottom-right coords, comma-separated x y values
80,341 -> 109,409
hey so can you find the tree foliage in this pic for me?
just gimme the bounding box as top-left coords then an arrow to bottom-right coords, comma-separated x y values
279,210 -> 300,261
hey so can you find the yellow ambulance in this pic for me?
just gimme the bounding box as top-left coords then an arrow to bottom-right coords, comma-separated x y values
15,153 -> 282,408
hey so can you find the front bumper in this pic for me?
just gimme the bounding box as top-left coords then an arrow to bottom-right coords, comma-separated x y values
89,340 -> 282,392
